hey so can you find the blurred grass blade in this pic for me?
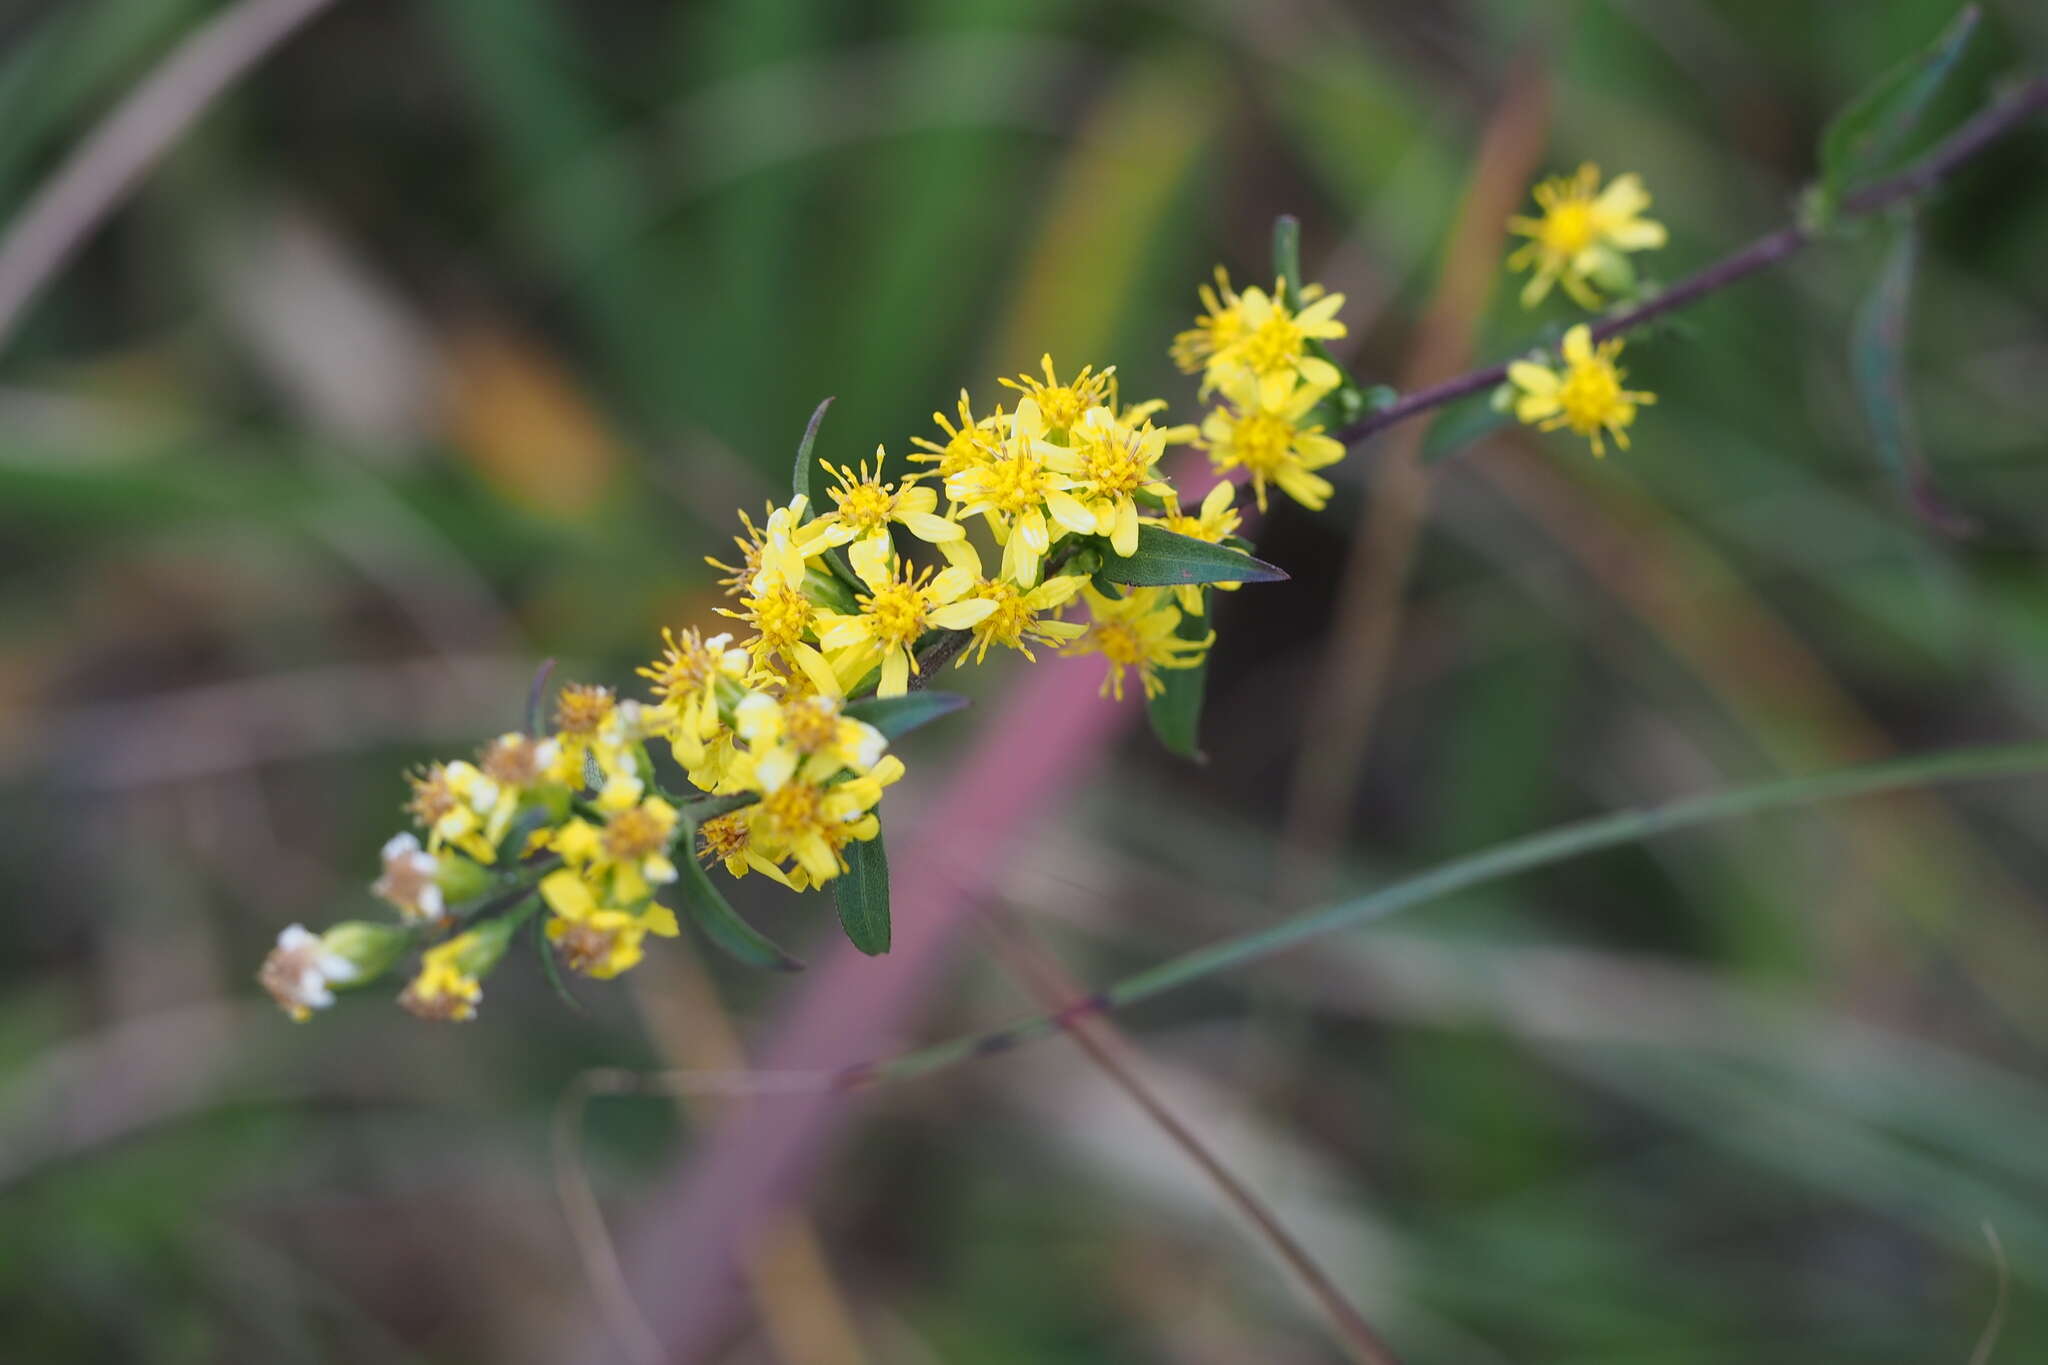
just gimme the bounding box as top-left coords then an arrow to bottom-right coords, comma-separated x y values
1099,526 -> 1287,587
1850,215 -> 1973,534
842,690 -> 968,739
1145,599 -> 1209,760
834,831 -> 890,956
1816,5 -> 1979,211
863,740 -> 2048,1085
674,817 -> 804,972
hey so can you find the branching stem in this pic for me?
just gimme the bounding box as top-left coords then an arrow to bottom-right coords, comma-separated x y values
1333,75 -> 2048,451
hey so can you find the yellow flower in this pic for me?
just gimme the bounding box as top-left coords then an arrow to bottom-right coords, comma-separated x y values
539,869 -> 679,979
406,760 -> 502,863
1204,283 -> 1346,407
816,557 -> 995,697
944,398 -> 1096,584
1055,405 -> 1174,557
547,789 -> 680,907
1171,266 -> 1245,375
1199,370 -> 1347,512
706,502 -> 773,597
938,538 -> 1086,664
998,354 -> 1113,433
639,627 -> 748,767
908,391 -> 996,479
720,576 -> 841,697
805,446 -> 963,584
1151,481 -> 1243,614
731,689 -> 888,793
748,755 -> 904,887
1063,585 -> 1213,702
398,931 -> 493,1022
697,809 -> 798,888
750,494 -> 817,593
1507,324 -> 1654,456
1507,164 -> 1667,310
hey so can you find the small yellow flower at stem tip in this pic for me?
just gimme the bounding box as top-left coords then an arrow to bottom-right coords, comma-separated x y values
1507,163 -> 1667,310
1507,324 -> 1655,457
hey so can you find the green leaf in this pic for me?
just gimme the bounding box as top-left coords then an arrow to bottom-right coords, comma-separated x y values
673,818 -> 804,972
835,832 -> 891,956
1096,526 -> 1287,588
1849,215 -> 1973,534
791,396 -> 835,505
1272,214 -> 1303,305
843,691 -> 969,740
1145,602 -> 1210,760
1816,5 -> 1979,213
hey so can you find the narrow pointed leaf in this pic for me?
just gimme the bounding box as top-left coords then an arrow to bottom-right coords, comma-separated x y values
791,396 -> 834,504
843,691 -> 969,740
1145,601 -> 1209,760
1097,526 -> 1287,587
835,832 -> 891,956
673,822 -> 804,972
1817,5 -> 1979,210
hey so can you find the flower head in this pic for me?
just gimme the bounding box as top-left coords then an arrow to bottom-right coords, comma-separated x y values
371,832 -> 444,923
539,870 -> 679,978
731,690 -> 887,792
1204,283 -> 1346,407
1063,585 -> 1213,702
259,924 -> 360,1021
805,446 -> 963,584
548,788 -> 681,908
406,760 -> 503,863
1171,266 -> 1245,375
998,354 -> 1113,433
397,927 -> 507,1022
1055,406 -> 1173,557
639,627 -> 748,767
944,399 -> 1095,584
1199,370 -> 1347,512
938,538 -> 1086,665
1507,324 -> 1654,456
1507,164 -> 1667,310
706,503 -> 774,596
816,558 -> 994,697
908,391 -> 996,479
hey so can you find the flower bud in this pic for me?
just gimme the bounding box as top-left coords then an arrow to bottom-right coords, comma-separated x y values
318,921 -> 412,983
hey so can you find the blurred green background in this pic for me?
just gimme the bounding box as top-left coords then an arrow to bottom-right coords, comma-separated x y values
4,0 -> 2048,1361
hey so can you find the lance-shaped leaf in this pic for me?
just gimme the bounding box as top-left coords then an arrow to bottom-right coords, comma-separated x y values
1849,215 -> 1973,535
672,815 -> 804,972
843,691 -> 969,740
1145,599 -> 1210,760
791,396 -> 834,504
1096,525 -> 1287,588
835,831 -> 891,956
1815,6 -> 1979,215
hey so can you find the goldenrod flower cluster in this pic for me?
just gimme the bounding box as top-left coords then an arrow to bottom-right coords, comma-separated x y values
1174,269 -> 1352,512
263,257 -> 1356,1023
1503,164 -> 1666,455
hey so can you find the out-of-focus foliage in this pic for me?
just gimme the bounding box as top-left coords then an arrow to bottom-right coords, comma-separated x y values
3,2 -> 2047,1362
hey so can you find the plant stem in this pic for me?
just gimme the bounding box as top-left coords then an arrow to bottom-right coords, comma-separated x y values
1332,74 -> 2048,450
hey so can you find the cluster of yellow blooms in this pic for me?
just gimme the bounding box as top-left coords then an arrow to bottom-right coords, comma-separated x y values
1504,164 -> 1666,455
260,163 -> 1677,1022
261,260 -> 1361,1022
